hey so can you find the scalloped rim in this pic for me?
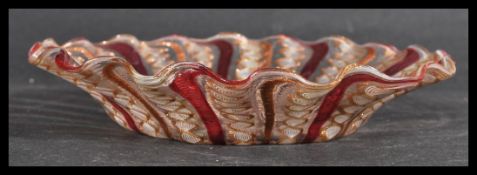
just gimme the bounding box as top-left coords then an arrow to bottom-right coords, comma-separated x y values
28,33 -> 456,89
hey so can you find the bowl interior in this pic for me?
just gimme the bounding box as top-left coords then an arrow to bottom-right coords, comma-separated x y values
57,34 -> 422,83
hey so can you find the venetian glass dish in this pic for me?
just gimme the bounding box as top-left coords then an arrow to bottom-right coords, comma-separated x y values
28,33 -> 456,145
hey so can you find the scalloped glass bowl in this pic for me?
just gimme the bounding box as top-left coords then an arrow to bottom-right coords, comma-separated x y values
28,33 -> 456,145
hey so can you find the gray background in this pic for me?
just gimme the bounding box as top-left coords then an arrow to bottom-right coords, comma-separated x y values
9,9 -> 468,166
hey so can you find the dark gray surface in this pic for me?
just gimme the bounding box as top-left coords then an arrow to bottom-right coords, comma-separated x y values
9,9 -> 468,166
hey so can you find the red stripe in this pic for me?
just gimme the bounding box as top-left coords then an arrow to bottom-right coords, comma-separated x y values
300,42 -> 329,79
302,67 -> 428,143
169,68 -> 226,145
207,40 -> 234,79
103,95 -> 140,132
55,49 -> 81,71
260,81 -> 279,144
384,48 -> 420,76
29,42 -> 42,57
100,43 -> 149,75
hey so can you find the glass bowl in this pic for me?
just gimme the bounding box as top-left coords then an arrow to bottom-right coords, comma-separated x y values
28,33 -> 456,145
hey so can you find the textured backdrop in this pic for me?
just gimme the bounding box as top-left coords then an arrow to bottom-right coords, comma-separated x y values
9,9 -> 468,166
